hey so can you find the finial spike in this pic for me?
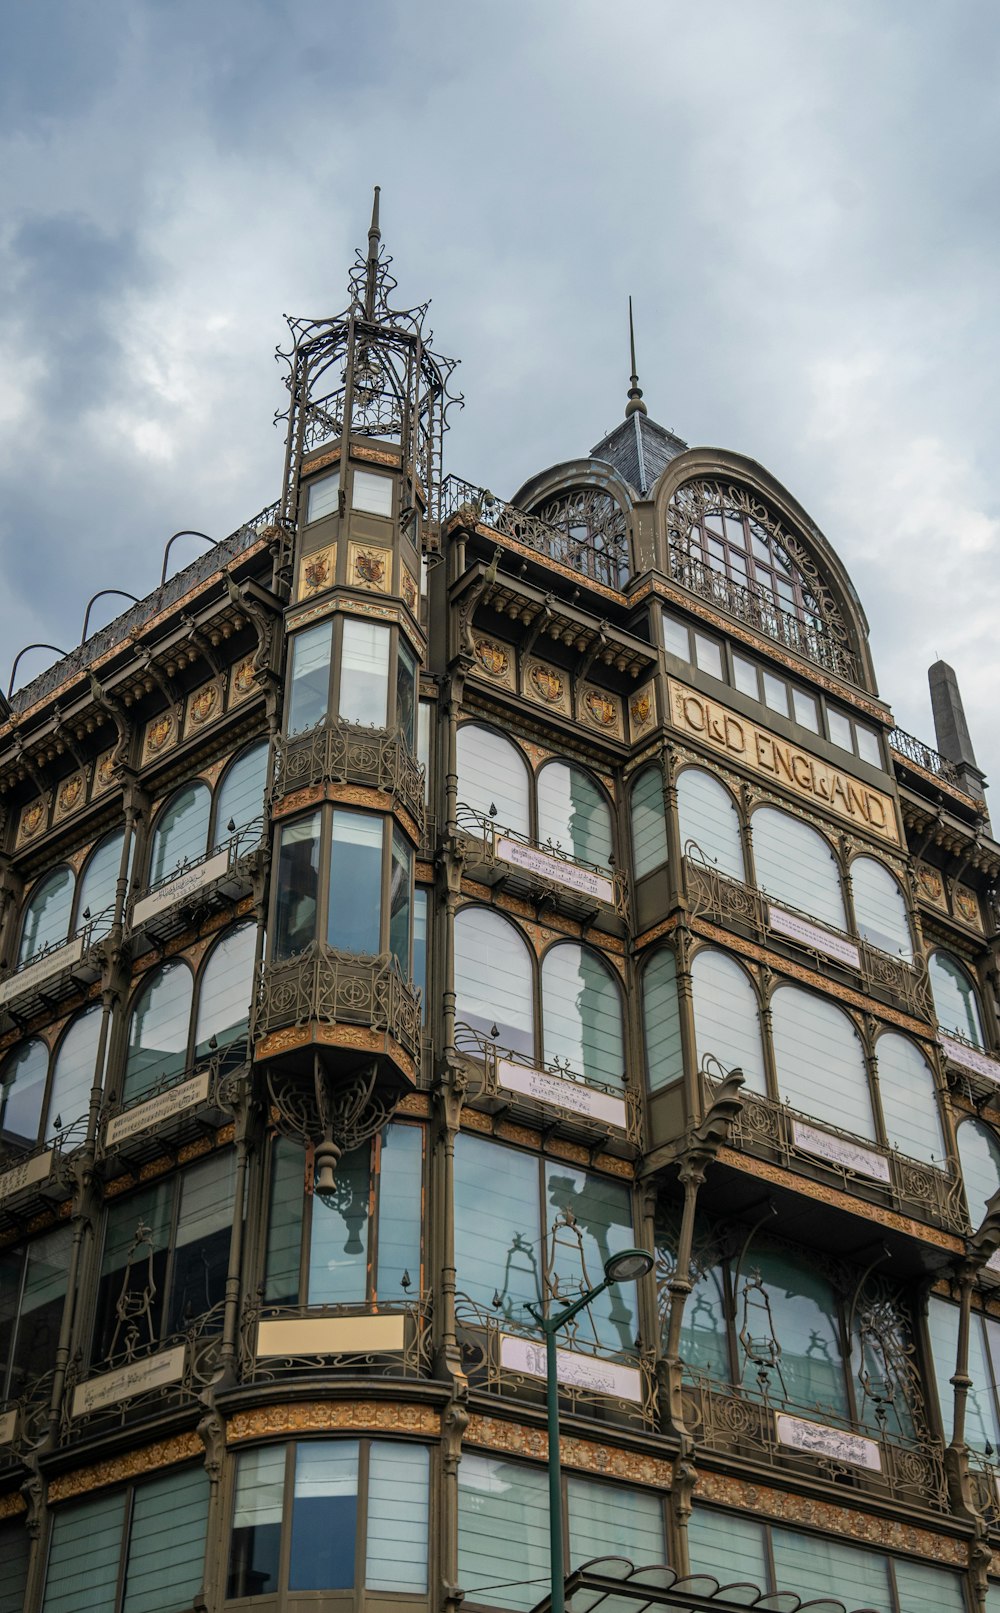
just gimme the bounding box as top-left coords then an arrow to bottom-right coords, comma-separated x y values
625,295 -> 647,417
364,186 -> 382,320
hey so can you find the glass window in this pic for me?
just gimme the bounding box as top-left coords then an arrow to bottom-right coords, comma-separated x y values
273,814 -> 320,960
926,1296 -> 1000,1453
47,1005 -> 102,1140
123,962 -> 194,1104
228,1444 -> 283,1598
0,1224 -> 71,1401
738,1245 -> 849,1419
630,766 -> 668,878
122,1466 -> 209,1613
677,767 -> 744,880
689,1506 -> 769,1588
536,762 -> 612,868
771,1528 -> 892,1612
366,1442 -> 429,1591
929,950 -> 985,1046
957,1118 -> 1000,1226
458,1452 -> 549,1613
694,632 -> 723,679
752,805 -> 846,931
328,811 -> 383,954
545,1161 -> 637,1354
541,943 -> 624,1089
306,471 -> 339,523
792,687 -> 819,731
642,950 -> 682,1091
352,469 -> 393,517
18,865 -> 75,964
762,670 -> 789,715
732,653 -> 758,698
148,783 -> 211,887
567,1475 -> 664,1567
287,621 -> 332,733
43,1490 -> 127,1613
456,724 -> 530,837
455,1133 -> 542,1322
771,985 -> 875,1139
852,856 -> 912,959
0,1037 -> 48,1143
876,1034 -> 946,1166
340,619 -> 390,727
827,708 -> 853,751
214,742 -> 268,849
417,700 -> 431,799
413,888 -> 427,1015
893,1559 -> 966,1613
661,611 -> 689,659
388,826 -> 413,973
856,723 -> 882,767
290,1441 -> 359,1589
692,949 -> 767,1094
194,923 -> 256,1060
395,637 -> 417,746
78,830 -> 125,939
455,907 -> 533,1058
0,1520 -> 28,1613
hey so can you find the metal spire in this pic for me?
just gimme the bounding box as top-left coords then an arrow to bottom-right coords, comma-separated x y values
625,295 -> 647,417
364,185 -> 381,320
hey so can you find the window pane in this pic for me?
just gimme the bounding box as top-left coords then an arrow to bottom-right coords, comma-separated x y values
827,709 -> 854,751
458,1454 -> 549,1613
456,725 -> 530,837
678,769 -> 744,881
412,888 -> 427,1016
289,1441 -> 359,1590
308,1141 -> 369,1304
855,724 -> 882,768
366,1442 -> 429,1591
689,1506 -> 768,1589
762,671 -> 789,715
264,1138 -> 302,1304
852,857 -> 912,959
42,1491 -> 126,1613
96,1183 -> 172,1361
664,1223 -> 729,1379
5,1226 -> 71,1400
643,951 -> 682,1092
123,962 -> 193,1103
228,1445 -> 284,1598
877,1035 -> 946,1166
692,950 -> 766,1093
307,471 -> 339,522
536,763 -> 612,868
630,767 -> 668,878
792,688 -> 819,731
893,1558 -> 966,1613
123,1466 -> 209,1613
545,1162 -> 636,1353
738,1247 -> 849,1419
0,1520 -> 29,1613
195,924 -> 256,1059
287,622 -> 333,733
541,944 -> 623,1089
340,619 -> 390,727
389,826 -> 412,973
149,784 -> 211,886
19,866 -> 75,964
926,1298 -> 1000,1453
328,811 -> 383,954
353,469 -> 393,516
455,1135 -> 541,1322
957,1118 -> 1000,1226
0,1038 -> 48,1144
214,743 -> 268,849
455,908 -> 533,1058
395,637 -> 417,746
662,612 -> 689,659
168,1153 -> 235,1333
47,1006 -> 101,1140
929,951 -> 985,1046
376,1124 -> 422,1302
78,831 -> 125,939
274,814 -> 320,960
771,1529 -> 892,1613
771,986 -> 874,1138
694,633 -> 723,679
567,1477 -> 664,1568
752,806 -> 846,931
417,701 -> 431,799
732,655 -> 758,698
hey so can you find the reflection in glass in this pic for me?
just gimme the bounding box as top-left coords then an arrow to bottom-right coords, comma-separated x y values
328,812 -> 382,954
47,1006 -> 102,1139
456,724 -> 530,836
18,866 -> 75,964
340,619 -> 389,727
630,766 -> 668,878
0,1225 -> 72,1400
536,762 -> 612,867
455,907 -> 533,1057
388,826 -> 412,973
395,637 -> 416,746
642,951 -> 682,1092
287,622 -> 333,733
677,768 -> 744,880
545,1161 -> 635,1352
0,1039 -> 48,1143
454,1133 -> 541,1321
929,950 -> 985,1046
148,784 -> 210,887
195,924 -> 256,1059
289,1442 -> 359,1590
227,1446 -> 284,1598
214,742 -> 268,848
541,943 -> 623,1088
77,830 -> 125,939
123,962 -> 193,1103
737,1245 -> 848,1418
273,814 -> 320,960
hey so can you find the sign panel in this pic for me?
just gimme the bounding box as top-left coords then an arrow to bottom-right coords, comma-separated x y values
256,1313 -> 406,1358
776,1412 -> 882,1471
769,906 -> 860,970
106,1072 -> 211,1148
495,838 -> 614,904
496,1058 -> 627,1131
71,1345 -> 186,1418
0,936 -> 85,1007
0,1409 -> 17,1446
0,1149 -> 54,1205
500,1334 -> 643,1403
132,851 -> 230,928
939,1035 -> 1000,1086
791,1120 -> 892,1184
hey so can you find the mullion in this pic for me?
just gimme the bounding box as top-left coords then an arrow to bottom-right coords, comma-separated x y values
113,1485 -> 136,1613
158,1172 -> 184,1346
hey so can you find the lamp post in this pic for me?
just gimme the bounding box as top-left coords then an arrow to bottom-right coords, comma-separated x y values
527,1248 -> 655,1613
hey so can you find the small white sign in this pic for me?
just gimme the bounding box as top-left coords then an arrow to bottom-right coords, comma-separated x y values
0,1149 -> 54,1204
0,936 -> 85,1007
71,1344 -> 186,1418
987,1250 -> 1000,1277
0,1409 -> 17,1446
132,851 -> 231,928
496,838 -> 614,904
791,1120 -> 892,1184
496,1058 -> 627,1131
939,1035 -> 1000,1086
768,906 -> 860,970
776,1412 -> 881,1471
106,1072 -> 211,1148
500,1334 -> 643,1403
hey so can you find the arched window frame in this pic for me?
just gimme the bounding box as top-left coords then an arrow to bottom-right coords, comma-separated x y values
690,943 -> 768,1096
955,1116 -> 1000,1228
539,937 -> 626,1091
121,958 -> 196,1107
0,1035 -> 51,1147
676,764 -> 746,882
641,946 -> 683,1093
871,1029 -> 949,1170
629,764 -> 669,880
191,920 -> 258,1067
453,902 -> 537,1062
748,802 -> 848,934
767,979 -> 877,1142
16,864 -> 77,967
928,949 -> 987,1049
847,853 -> 914,962
455,721 -> 533,840
210,739 -> 269,853
145,778 -> 212,891
535,757 -> 616,871
72,828 -> 127,939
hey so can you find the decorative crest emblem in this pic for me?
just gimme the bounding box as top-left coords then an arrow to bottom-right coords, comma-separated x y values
530,664 -> 564,704
147,714 -> 173,754
585,689 -> 616,727
475,638 -> 510,678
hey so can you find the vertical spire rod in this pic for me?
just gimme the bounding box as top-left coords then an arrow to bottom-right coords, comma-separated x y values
626,295 -> 647,417
364,185 -> 381,320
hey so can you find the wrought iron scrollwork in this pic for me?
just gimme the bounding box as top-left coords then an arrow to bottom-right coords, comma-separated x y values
271,718 -> 424,832
442,477 -> 630,590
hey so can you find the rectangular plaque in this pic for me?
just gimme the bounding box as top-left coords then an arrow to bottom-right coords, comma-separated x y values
939,1035 -> 1000,1086
256,1313 -> 406,1358
132,850 -> 230,928
0,936 -> 85,1007
0,1409 -> 17,1446
106,1072 -> 211,1148
500,1334 -> 643,1403
71,1344 -> 186,1418
0,1149 -> 54,1204
496,1058 -> 627,1131
776,1412 -> 881,1471
769,906 -> 860,969
495,838 -> 614,904
791,1120 -> 892,1183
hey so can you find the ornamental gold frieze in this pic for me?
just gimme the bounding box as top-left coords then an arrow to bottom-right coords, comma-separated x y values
47,1432 -> 202,1503
0,1491 -> 26,1519
271,779 -> 419,844
396,1092 -> 431,1118
464,1414 -> 673,1488
634,916 -> 680,951
459,1106 -> 634,1179
227,1401 -> 437,1444
254,1021 -> 416,1084
458,880 -> 626,957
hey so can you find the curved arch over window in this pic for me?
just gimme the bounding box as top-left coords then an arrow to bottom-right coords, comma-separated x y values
752,807 -> 846,932
929,951 -> 985,1047
852,858 -> 912,960
456,724 -> 530,838
692,950 -> 767,1095
148,782 -> 211,887
630,767 -> 668,878
541,943 -> 624,1090
875,1033 -> 946,1166
0,1038 -> 48,1143
957,1118 -> 1000,1225
48,1006 -> 103,1141
677,768 -> 744,881
213,741 -> 268,849
454,907 -> 534,1059
18,866 -> 75,965
195,923 -> 256,1059
123,961 -> 194,1104
532,486 -> 630,589
643,951 -> 682,1092
536,762 -> 612,868
771,986 -> 874,1139
77,829 -> 126,940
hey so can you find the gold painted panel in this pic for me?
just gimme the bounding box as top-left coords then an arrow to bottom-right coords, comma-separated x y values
228,655 -> 257,708
578,684 -> 623,740
53,771 -> 87,824
16,796 -> 48,846
184,678 -> 224,738
347,541 -> 392,595
227,1401 -> 437,1444
298,543 -> 337,602
470,634 -> 516,691
523,658 -> 572,717
48,1432 -> 202,1502
629,681 -> 657,741
141,709 -> 178,765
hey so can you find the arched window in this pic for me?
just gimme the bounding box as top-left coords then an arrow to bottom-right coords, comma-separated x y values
123,962 -> 194,1104
47,1006 -> 103,1141
692,950 -> 767,1095
148,782 -> 211,887
630,767 -> 668,878
771,986 -> 874,1139
77,830 -> 126,940
852,858 -> 912,960
213,741 -> 268,849
454,907 -> 533,1059
677,768 -> 744,881
929,951 -> 985,1047
541,943 -> 624,1090
532,486 -> 630,589
536,762 -> 613,868
456,725 -> 530,838
736,1243 -> 850,1420
18,866 -> 75,965
194,924 -> 256,1060
0,1039 -> 48,1143
752,807 -> 846,932
642,951 -> 682,1092
957,1119 -> 1000,1226
875,1033 -> 946,1166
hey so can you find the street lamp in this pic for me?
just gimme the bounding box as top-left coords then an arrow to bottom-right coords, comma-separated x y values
526,1248 -> 655,1613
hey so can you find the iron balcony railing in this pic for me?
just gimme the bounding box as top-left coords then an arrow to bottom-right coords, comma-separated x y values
456,804 -> 628,923
455,1022 -> 641,1149
241,1294 -> 433,1384
889,725 -> 963,789
272,718 -> 425,833
442,475 -> 629,591
62,1302 -> 226,1442
253,944 -> 422,1063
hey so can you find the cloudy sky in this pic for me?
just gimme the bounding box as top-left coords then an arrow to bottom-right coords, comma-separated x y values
1,1 -> 998,791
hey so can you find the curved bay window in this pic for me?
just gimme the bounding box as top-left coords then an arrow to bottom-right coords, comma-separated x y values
692,948 -> 767,1093
929,949 -> 986,1047
456,723 -> 530,837
677,766 -> 744,880
851,856 -> 913,960
271,809 -> 413,970
629,765 -> 668,879
751,805 -> 846,933
285,616 -> 417,747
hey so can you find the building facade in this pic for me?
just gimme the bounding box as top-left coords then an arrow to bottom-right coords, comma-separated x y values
1,201 -> 1000,1613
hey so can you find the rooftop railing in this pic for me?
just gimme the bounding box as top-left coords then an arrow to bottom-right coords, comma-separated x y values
443,475 -> 630,590
889,725 -> 963,789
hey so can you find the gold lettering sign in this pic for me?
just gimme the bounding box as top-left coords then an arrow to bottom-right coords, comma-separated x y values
668,678 -> 899,844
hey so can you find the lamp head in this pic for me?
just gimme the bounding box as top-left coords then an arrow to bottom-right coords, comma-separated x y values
603,1247 -> 655,1285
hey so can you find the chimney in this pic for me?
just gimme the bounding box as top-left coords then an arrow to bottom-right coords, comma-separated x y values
928,659 -> 989,813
